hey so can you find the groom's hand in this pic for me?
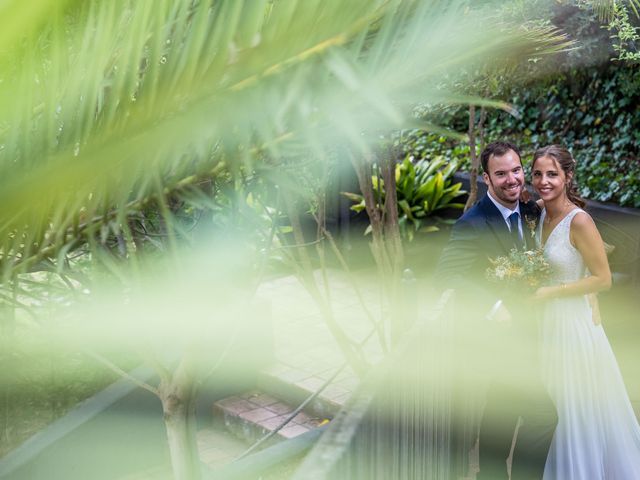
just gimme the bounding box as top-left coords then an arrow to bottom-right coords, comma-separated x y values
519,187 -> 532,203
486,302 -> 512,325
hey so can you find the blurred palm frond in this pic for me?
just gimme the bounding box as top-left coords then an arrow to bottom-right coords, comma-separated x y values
0,0 -> 572,277
582,0 -> 640,20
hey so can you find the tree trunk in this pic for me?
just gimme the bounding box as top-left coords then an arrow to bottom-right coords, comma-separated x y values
159,376 -> 200,480
350,148 -> 405,345
0,282 -> 16,448
465,105 -> 478,212
478,106 -> 487,153
379,148 -> 406,345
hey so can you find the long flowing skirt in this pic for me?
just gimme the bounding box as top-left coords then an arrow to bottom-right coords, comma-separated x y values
541,295 -> 640,479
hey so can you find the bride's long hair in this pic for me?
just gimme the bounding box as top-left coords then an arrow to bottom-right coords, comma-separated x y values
532,145 -> 586,209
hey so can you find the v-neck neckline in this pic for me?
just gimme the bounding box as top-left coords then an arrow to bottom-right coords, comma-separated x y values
540,208 -> 579,248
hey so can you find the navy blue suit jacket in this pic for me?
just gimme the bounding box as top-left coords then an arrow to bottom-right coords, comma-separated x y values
436,194 -> 541,314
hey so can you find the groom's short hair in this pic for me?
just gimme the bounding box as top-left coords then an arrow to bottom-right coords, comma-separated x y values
480,141 -> 522,173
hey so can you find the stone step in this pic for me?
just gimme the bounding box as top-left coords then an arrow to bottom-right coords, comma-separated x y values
212,390 -> 329,448
196,427 -> 250,468
255,363 -> 358,419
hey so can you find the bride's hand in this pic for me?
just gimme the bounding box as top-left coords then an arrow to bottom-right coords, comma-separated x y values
588,293 -> 602,325
533,286 -> 555,301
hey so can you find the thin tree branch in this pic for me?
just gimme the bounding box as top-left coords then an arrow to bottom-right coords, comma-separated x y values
312,217 -> 388,353
465,104 -> 479,212
235,363 -> 347,461
83,349 -> 159,397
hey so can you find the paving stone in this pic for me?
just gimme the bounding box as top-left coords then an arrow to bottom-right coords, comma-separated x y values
335,376 -> 360,391
245,392 -> 279,407
256,415 -> 290,431
212,270 -> 391,449
215,397 -> 255,414
200,448 -> 234,465
276,367 -> 313,383
331,392 -> 352,405
295,376 -> 326,392
265,401 -> 294,415
315,366 -> 345,382
279,424 -> 310,439
262,362 -> 289,376
239,407 -> 278,423
321,384 -> 350,402
335,368 -> 357,381
196,428 -> 248,468
291,411 -> 310,424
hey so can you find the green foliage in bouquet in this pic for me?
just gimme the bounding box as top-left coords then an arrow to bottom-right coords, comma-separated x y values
486,248 -> 552,289
343,156 -> 466,241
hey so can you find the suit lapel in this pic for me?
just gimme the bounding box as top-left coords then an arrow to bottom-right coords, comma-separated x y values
520,200 -> 541,250
477,196 -> 542,253
478,195 -> 513,254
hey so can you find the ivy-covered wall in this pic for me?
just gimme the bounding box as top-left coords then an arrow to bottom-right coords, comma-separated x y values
399,2 -> 640,208
492,65 -> 640,207
399,63 -> 640,208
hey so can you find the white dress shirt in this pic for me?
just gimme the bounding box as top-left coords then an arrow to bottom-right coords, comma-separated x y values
485,192 -> 522,322
487,191 -> 523,239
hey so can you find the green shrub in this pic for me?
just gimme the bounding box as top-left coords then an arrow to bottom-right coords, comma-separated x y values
343,156 -> 466,241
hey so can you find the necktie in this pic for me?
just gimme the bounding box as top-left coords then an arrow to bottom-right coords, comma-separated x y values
508,212 -> 522,247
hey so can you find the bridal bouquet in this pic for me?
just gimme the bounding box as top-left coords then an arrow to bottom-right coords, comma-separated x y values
486,248 -> 551,289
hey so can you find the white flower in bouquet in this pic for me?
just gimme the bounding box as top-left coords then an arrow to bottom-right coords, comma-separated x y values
486,248 -> 551,290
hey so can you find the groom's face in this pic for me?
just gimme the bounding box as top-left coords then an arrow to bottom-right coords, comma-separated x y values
482,149 -> 524,208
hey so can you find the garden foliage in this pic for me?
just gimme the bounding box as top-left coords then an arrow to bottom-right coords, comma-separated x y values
343,156 -> 466,241
398,2 -> 640,208
400,64 -> 640,208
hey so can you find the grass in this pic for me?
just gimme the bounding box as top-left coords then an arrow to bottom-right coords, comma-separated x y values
0,326 -> 138,458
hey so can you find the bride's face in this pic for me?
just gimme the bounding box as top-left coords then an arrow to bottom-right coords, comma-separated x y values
532,155 -> 569,202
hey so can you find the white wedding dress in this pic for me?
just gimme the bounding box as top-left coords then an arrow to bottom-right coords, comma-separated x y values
538,208 -> 640,479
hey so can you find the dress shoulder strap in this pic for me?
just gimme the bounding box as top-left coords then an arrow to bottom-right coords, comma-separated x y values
558,208 -> 587,245
565,208 -> 586,223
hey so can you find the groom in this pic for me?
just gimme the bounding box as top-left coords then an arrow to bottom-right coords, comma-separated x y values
436,141 -> 557,479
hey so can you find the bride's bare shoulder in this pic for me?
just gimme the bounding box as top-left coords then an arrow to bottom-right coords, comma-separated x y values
569,209 -> 600,244
571,209 -> 594,224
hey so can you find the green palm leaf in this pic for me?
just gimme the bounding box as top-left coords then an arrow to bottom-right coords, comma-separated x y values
0,0 -> 571,275
588,0 -> 640,20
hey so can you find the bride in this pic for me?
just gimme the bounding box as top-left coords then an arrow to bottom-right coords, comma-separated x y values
530,144 -> 640,479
